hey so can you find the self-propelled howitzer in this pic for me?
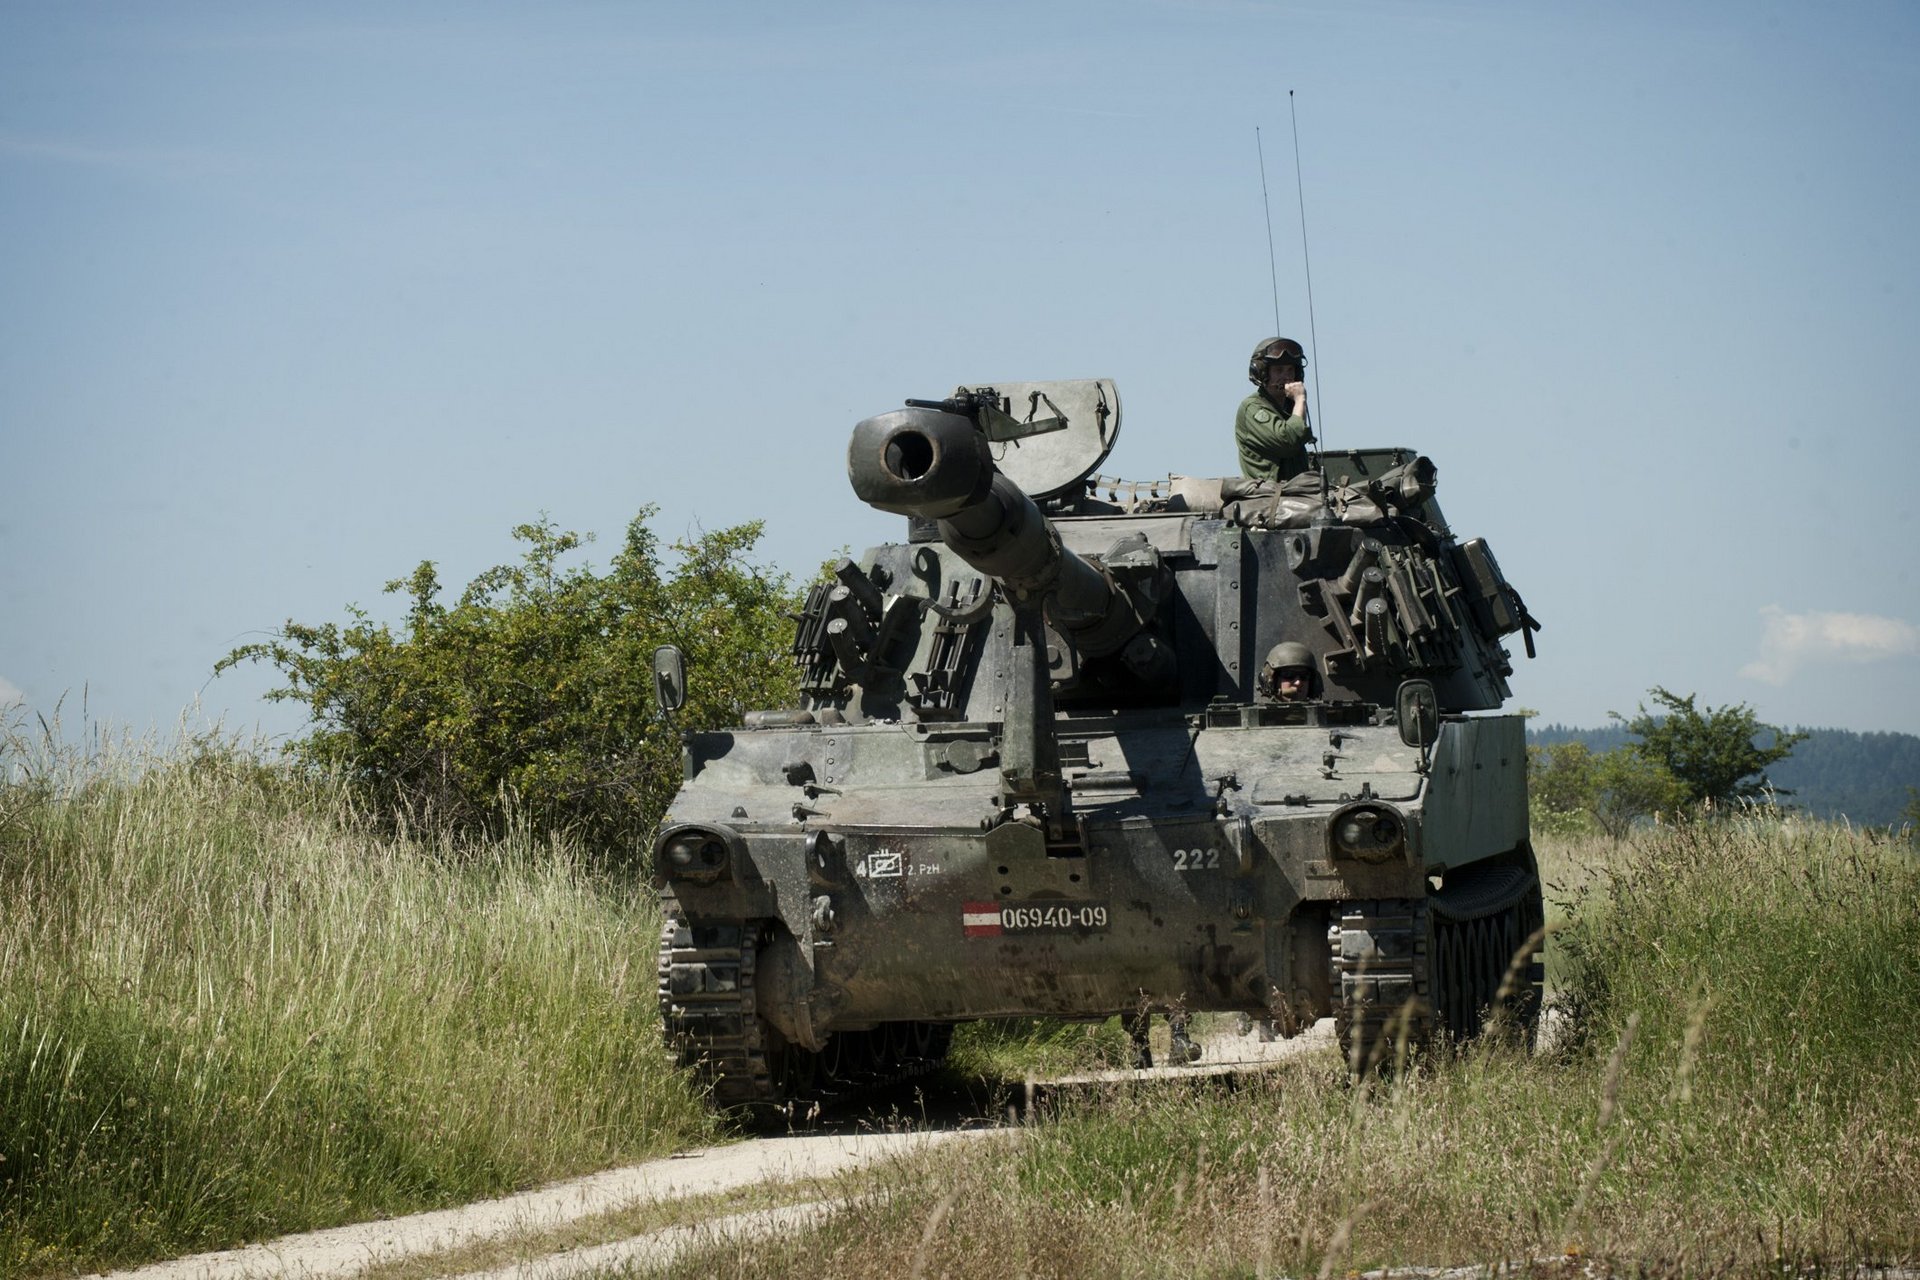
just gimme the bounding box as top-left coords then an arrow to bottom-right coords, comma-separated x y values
656,379 -> 1544,1109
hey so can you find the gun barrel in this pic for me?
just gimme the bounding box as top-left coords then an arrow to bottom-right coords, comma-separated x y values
848,406 -> 1127,654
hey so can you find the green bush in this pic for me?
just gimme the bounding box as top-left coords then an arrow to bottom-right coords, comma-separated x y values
1528,740 -> 1688,839
217,511 -> 800,854
1613,686 -> 1807,809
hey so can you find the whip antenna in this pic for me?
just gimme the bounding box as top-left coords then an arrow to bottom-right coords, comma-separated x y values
1288,90 -> 1324,448
1255,127 -> 1282,336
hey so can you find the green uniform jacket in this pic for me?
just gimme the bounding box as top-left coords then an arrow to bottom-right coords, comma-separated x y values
1235,390 -> 1313,481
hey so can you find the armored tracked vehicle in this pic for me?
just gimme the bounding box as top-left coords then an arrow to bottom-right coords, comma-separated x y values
654,379 -> 1543,1106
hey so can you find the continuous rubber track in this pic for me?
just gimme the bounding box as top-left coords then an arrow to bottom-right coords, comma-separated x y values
1330,855 -> 1544,1072
658,906 -> 953,1115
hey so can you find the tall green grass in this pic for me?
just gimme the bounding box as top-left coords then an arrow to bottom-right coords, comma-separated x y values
0,729 -> 713,1277
945,1017 -> 1133,1081
669,815 -> 1920,1277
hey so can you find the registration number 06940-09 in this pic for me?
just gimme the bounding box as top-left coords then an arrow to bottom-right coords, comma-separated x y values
999,903 -> 1109,932
962,900 -> 1111,938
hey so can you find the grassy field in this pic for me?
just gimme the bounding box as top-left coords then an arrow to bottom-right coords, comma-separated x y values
667,814 -> 1920,1278
0,731 -> 715,1277
6,727 -> 1915,1277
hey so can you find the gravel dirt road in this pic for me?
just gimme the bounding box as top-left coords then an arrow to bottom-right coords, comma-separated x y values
88,1022 -> 1331,1280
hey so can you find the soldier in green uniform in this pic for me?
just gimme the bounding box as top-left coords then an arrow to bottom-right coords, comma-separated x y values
1235,336 -> 1313,481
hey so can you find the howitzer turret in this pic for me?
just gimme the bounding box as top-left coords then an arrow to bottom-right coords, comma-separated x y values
849,398 -> 1172,684
847,396 -> 1175,831
654,375 -> 1547,1116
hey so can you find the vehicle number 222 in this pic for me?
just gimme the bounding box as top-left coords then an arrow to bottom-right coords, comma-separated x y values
1171,847 -> 1221,871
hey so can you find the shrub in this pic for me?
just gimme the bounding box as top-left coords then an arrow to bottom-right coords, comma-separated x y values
1528,740 -> 1688,839
1612,686 -> 1806,809
217,512 -> 800,853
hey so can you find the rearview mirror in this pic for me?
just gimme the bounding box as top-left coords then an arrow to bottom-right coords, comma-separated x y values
1395,679 -> 1439,749
652,645 -> 687,716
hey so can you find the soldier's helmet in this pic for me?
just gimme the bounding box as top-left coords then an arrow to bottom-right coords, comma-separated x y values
1248,337 -> 1307,386
1259,640 -> 1316,697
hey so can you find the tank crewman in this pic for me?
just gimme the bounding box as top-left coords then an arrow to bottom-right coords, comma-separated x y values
1259,641 -> 1317,702
1236,337 -> 1313,482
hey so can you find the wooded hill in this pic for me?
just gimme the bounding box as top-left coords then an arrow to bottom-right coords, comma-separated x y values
1528,724 -> 1920,827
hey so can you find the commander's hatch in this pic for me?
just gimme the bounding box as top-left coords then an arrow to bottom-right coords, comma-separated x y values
934,379 -> 1120,502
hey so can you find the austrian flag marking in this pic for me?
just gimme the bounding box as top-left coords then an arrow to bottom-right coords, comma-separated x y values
961,902 -> 1003,938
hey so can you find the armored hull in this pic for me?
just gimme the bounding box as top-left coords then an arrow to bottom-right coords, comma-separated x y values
656,381 -> 1543,1105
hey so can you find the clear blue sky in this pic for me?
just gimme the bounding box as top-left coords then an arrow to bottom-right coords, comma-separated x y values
4,0 -> 1917,741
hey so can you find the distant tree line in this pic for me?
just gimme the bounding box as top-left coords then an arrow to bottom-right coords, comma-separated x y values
1532,714 -> 1920,830
1757,730 -> 1920,828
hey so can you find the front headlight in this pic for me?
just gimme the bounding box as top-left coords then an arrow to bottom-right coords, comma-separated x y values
655,824 -> 737,882
1327,803 -> 1405,864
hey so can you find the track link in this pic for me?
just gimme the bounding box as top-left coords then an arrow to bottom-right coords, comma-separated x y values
1330,857 -> 1544,1073
658,913 -> 773,1106
1331,898 -> 1431,1074
658,901 -> 954,1115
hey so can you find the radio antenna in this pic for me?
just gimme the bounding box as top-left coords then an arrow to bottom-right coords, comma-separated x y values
1255,127 -> 1283,336
1288,90 -> 1324,451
